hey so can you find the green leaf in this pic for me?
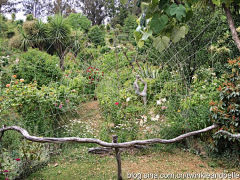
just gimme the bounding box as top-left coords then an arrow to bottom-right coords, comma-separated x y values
185,10 -> 193,22
169,3 -> 186,21
134,30 -> 143,42
158,0 -> 169,10
150,14 -> 168,34
171,26 -> 187,44
234,0 -> 240,4
212,0 -> 221,6
151,0 -> 159,6
153,36 -> 170,52
138,40 -> 145,48
141,30 -> 153,40
134,30 -> 144,48
136,0 -> 141,7
120,0 -> 128,4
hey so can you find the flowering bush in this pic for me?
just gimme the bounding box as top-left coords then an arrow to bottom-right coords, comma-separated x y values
0,78 -> 76,135
210,57 -> 240,158
11,48 -> 63,87
82,66 -> 104,97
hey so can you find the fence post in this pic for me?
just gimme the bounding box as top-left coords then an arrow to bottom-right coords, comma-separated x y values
112,135 -> 122,180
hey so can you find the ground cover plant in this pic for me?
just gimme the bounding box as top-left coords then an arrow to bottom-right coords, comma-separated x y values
1,0 -> 240,179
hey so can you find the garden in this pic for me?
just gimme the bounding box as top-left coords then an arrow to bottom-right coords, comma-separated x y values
1,0 -> 240,179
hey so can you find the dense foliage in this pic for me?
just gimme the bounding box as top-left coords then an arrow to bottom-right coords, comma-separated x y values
11,49 -> 63,87
1,0 -> 240,179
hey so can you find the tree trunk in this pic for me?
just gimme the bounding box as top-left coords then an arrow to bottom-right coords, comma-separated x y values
60,56 -> 64,71
223,4 -> 240,52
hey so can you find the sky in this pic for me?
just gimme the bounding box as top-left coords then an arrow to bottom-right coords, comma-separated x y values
6,11 -> 25,21
5,4 -> 26,21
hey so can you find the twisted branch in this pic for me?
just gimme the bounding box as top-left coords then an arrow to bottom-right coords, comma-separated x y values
215,130 -> 240,139
0,124 -> 218,148
133,75 -> 147,106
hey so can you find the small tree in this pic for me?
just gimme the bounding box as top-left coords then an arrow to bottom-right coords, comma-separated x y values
47,14 -> 71,71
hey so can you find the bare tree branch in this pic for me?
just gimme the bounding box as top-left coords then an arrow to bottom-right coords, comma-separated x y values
0,124 -> 218,148
215,130 -> 240,139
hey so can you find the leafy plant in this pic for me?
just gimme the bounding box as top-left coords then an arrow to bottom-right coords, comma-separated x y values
88,25 -> 106,47
12,48 -> 63,87
210,57 -> 240,156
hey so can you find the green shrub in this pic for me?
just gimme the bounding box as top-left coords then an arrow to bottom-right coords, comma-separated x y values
100,46 -> 111,54
11,48 -> 63,87
67,13 -> 92,32
26,14 -> 34,21
6,30 -> 15,39
88,25 -> 105,47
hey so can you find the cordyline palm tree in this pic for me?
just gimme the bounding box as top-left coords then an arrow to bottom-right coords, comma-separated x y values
47,14 -> 71,71
18,26 -> 33,51
33,19 -> 48,51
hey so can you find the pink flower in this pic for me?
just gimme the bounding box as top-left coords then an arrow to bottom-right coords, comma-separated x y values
15,158 -> 20,161
115,102 -> 119,105
4,170 -> 9,172
161,106 -> 167,110
66,99 -> 69,103
59,104 -> 63,109
5,179 -> 9,180
55,103 -> 57,107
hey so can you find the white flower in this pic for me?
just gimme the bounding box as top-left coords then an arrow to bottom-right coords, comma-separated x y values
126,97 -> 130,102
140,119 -> 144,126
157,100 -> 161,105
192,75 -> 197,79
161,98 -> 167,102
141,115 -> 147,123
156,114 -> 160,119
151,117 -> 158,121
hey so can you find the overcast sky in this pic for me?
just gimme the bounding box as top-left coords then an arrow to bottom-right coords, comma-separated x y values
4,3 -> 26,21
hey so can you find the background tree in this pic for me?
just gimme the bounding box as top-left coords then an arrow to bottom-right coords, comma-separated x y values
79,0 -> 107,25
110,3 -> 129,27
47,0 -> 79,16
22,0 -> 47,18
0,0 -> 20,13
66,13 -> 92,32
